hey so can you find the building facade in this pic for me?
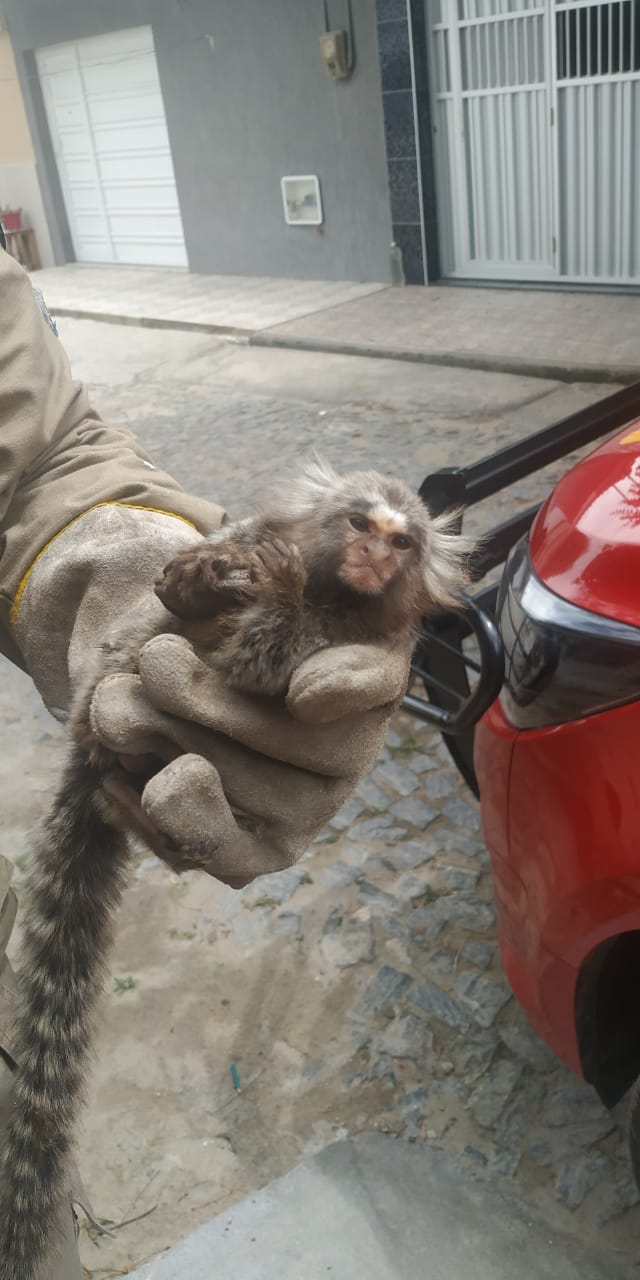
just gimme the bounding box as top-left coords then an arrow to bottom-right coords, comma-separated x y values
0,26 -> 54,265
5,0 -> 640,288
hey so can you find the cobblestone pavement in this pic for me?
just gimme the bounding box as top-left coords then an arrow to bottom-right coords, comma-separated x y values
2,320 -> 638,1275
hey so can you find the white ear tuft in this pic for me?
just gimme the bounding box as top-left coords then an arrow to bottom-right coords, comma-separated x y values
268,453 -> 343,519
423,509 -> 475,610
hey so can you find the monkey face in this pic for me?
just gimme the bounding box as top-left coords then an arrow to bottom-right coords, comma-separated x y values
338,507 -> 418,595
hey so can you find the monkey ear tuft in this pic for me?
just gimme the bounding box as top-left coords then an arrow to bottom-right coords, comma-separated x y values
422,510 -> 476,611
267,453 -> 344,519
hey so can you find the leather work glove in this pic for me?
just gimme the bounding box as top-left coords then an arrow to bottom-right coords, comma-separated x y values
14,505 -> 411,886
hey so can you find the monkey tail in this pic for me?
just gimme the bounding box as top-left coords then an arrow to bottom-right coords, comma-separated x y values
0,745 -> 130,1280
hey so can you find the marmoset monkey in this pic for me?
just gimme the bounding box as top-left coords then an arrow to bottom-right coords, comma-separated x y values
0,461 -> 471,1280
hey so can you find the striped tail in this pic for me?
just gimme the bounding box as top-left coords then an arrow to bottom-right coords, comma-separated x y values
0,745 -> 129,1280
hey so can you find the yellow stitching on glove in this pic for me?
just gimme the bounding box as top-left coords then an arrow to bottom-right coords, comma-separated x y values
11,502 -> 198,633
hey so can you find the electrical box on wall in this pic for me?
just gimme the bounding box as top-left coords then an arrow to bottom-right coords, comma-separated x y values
281,175 -> 323,226
320,29 -> 350,79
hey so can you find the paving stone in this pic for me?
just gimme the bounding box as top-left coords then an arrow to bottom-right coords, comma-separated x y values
428,948 -> 455,977
376,913 -> 430,951
498,1020 -> 559,1073
410,981 -> 470,1031
271,912 -> 303,939
432,893 -> 496,933
489,1149 -> 521,1178
313,830 -> 340,846
463,1145 -> 488,1169
399,1086 -> 430,1111
494,1077 -> 546,1148
442,796 -> 482,832
528,1115 -> 619,1168
355,778 -> 389,810
394,873 -> 431,902
364,854 -> 396,874
596,1178 -> 640,1226
408,752 -> 437,774
242,867 -> 309,908
442,865 -> 481,892
317,860 -> 363,890
441,831 -> 485,858
458,1031 -> 500,1085
547,1085 -> 612,1129
554,1153 -> 613,1209
321,914 -> 375,969
372,760 -> 419,796
385,728 -> 404,749
350,817 -> 407,842
230,906 -> 273,943
460,941 -> 494,971
357,882 -> 399,911
341,841 -> 377,866
390,797 -> 437,829
424,771 -> 459,800
416,1079 -> 469,1130
373,1013 -> 435,1063
455,971 -> 513,1028
528,1139 -> 554,1168
405,904 -> 445,939
370,1057 -> 398,1085
330,797 -> 365,831
470,1059 -> 523,1127
390,840 -> 437,869
356,965 -> 413,1016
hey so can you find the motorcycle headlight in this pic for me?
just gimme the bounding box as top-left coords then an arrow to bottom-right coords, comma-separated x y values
498,540 -> 640,729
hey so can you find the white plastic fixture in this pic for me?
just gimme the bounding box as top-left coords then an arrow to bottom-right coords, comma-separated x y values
281,175 -> 323,226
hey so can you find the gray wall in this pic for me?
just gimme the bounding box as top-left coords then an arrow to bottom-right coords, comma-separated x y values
5,0 -> 394,282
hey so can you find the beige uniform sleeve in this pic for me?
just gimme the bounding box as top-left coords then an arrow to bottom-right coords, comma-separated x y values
0,251 -> 223,668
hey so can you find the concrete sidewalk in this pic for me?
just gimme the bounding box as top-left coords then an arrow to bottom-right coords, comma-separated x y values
31,263 -> 384,336
128,1134 -> 628,1280
254,284 -> 640,384
33,262 -> 640,382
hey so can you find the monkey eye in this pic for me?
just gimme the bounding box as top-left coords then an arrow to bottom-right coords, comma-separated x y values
391,533 -> 412,550
349,514 -> 369,532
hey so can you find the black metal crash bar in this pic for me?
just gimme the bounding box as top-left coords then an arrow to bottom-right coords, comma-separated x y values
402,381 -> 640,787
404,595 -> 505,734
419,381 -> 640,517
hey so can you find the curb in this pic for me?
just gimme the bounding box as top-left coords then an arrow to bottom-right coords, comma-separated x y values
50,306 -> 253,340
250,331 -> 639,385
49,304 -> 640,386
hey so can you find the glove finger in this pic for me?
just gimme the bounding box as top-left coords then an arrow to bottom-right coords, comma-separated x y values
141,755 -> 299,886
90,672 -> 356,831
286,644 -> 411,724
137,633 -> 389,778
89,672 -> 224,763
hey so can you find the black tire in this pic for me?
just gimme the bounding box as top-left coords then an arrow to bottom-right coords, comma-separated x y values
627,1076 -> 640,1191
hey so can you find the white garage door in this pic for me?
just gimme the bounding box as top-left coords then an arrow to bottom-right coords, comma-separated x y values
36,26 -> 187,267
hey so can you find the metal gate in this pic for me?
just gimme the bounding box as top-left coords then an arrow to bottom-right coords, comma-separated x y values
426,1 -> 640,285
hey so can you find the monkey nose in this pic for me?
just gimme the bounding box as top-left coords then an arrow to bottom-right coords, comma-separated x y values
367,541 -> 390,563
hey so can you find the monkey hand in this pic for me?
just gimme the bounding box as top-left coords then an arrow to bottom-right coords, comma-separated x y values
86,632 -> 411,886
156,543 -> 255,622
157,533 -> 306,622
247,537 -> 307,603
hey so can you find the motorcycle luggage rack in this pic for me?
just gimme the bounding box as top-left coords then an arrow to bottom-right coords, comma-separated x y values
404,381 -> 640,795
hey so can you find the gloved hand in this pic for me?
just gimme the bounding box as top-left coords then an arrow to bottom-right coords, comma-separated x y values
15,505 -> 411,887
